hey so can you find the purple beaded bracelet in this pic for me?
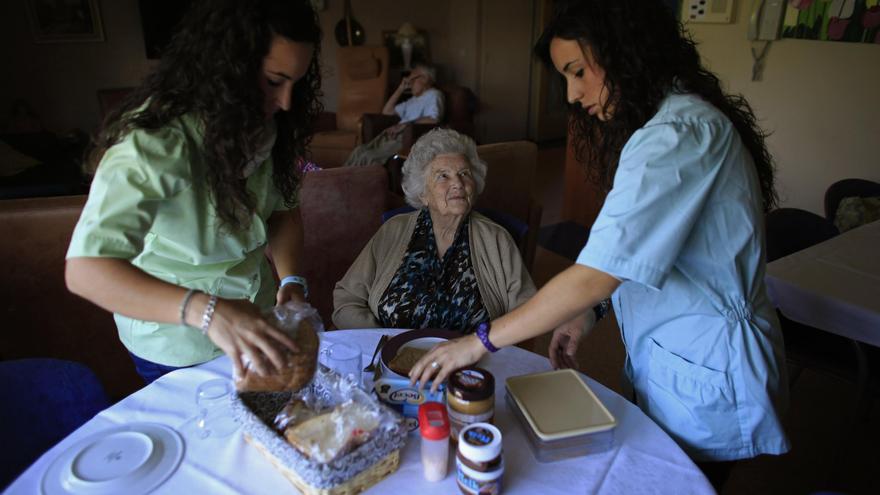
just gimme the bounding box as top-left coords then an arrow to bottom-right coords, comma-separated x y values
475,321 -> 499,353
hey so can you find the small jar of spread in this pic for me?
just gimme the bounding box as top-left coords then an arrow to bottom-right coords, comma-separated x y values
456,423 -> 503,495
446,367 -> 494,441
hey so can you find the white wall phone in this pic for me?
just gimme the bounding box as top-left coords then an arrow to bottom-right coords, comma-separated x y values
748,0 -> 787,40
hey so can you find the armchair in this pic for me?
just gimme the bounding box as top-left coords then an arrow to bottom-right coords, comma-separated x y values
310,46 -> 389,168
297,165 -> 399,324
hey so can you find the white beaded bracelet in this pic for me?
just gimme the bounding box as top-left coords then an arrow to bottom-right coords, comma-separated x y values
200,295 -> 218,336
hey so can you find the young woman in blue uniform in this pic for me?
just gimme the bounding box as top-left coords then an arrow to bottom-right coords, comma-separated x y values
409,0 -> 790,487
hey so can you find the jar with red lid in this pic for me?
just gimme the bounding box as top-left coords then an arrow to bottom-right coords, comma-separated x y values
446,367 -> 495,441
418,402 -> 450,481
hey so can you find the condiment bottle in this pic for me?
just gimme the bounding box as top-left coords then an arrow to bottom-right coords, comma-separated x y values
446,367 -> 495,442
456,423 -> 503,495
418,402 -> 450,482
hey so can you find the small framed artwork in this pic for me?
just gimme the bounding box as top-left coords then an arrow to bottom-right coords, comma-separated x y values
26,0 -> 105,43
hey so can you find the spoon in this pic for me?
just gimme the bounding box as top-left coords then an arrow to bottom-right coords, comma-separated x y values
363,334 -> 389,373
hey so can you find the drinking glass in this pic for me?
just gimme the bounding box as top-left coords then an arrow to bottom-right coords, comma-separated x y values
194,378 -> 238,439
319,342 -> 362,386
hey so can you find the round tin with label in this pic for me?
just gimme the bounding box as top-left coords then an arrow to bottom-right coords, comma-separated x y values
456,423 -> 503,494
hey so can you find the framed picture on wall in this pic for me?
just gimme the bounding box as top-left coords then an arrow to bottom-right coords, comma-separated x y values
26,0 -> 105,43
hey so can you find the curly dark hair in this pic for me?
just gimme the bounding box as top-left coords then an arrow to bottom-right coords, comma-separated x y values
90,0 -> 323,228
535,0 -> 777,212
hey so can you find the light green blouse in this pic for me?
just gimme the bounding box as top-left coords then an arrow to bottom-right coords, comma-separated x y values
67,114 -> 292,366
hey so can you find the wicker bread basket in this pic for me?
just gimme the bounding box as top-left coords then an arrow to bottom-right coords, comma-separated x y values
232,372 -> 407,494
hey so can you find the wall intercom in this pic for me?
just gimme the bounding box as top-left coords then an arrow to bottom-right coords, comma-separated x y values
683,0 -> 735,23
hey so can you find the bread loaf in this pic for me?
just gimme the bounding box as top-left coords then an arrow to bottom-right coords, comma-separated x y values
388,346 -> 428,376
236,317 -> 319,392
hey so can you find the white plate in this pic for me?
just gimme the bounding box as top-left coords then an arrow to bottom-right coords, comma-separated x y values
41,423 -> 184,495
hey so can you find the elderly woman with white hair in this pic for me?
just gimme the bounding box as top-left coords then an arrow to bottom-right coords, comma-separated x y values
332,128 -> 535,331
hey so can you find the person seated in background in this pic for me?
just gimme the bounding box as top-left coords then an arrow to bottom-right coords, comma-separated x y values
334,128 -> 591,338
344,64 -> 444,167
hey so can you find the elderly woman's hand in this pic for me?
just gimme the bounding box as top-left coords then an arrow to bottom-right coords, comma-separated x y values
548,311 -> 594,370
204,298 -> 299,379
409,334 -> 487,393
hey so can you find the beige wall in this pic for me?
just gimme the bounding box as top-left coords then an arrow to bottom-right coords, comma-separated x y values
476,0 -> 534,143
0,0 -> 156,133
686,2 -> 880,215
1,0 -> 536,144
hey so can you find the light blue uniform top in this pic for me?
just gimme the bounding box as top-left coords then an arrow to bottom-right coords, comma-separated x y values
577,93 -> 791,461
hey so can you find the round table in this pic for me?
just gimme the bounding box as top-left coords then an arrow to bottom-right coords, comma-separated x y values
6,329 -> 714,495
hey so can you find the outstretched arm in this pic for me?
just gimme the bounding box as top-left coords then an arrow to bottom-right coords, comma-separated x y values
65,257 -> 297,377
382,77 -> 410,115
409,264 -> 620,391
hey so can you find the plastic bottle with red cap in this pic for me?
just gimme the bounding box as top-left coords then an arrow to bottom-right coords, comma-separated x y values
418,401 -> 450,481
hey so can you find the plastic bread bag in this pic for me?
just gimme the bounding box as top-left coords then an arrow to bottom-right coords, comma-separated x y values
235,301 -> 324,393
275,365 -> 404,464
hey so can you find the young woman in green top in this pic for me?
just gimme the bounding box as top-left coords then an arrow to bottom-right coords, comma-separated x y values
65,0 -> 322,383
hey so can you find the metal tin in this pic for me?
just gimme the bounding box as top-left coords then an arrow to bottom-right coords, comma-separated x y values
505,369 -> 616,462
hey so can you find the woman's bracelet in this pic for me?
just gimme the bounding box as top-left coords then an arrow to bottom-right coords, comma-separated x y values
200,295 -> 218,336
179,288 -> 200,328
475,321 -> 499,353
280,275 -> 309,298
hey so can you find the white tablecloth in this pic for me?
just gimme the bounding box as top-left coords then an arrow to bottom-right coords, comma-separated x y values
6,329 -> 714,495
766,220 -> 880,347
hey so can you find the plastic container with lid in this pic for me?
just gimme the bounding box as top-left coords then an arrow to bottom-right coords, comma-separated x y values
505,369 -> 616,463
456,423 -> 503,495
446,367 -> 494,442
418,402 -> 450,482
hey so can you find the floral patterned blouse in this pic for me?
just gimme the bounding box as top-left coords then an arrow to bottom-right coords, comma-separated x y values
377,209 -> 488,332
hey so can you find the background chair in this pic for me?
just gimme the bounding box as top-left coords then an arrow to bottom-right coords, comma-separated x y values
474,141 -> 542,271
0,358 -> 110,488
297,165 -> 397,325
0,196 -> 143,399
765,208 -> 869,392
823,178 -> 880,232
311,46 -> 389,168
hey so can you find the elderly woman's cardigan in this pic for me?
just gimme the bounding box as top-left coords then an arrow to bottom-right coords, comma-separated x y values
332,210 -> 536,330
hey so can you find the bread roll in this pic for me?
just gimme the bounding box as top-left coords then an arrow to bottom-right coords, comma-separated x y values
236,317 -> 319,392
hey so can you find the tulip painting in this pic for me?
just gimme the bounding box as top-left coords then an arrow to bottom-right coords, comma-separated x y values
783,0 -> 880,42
